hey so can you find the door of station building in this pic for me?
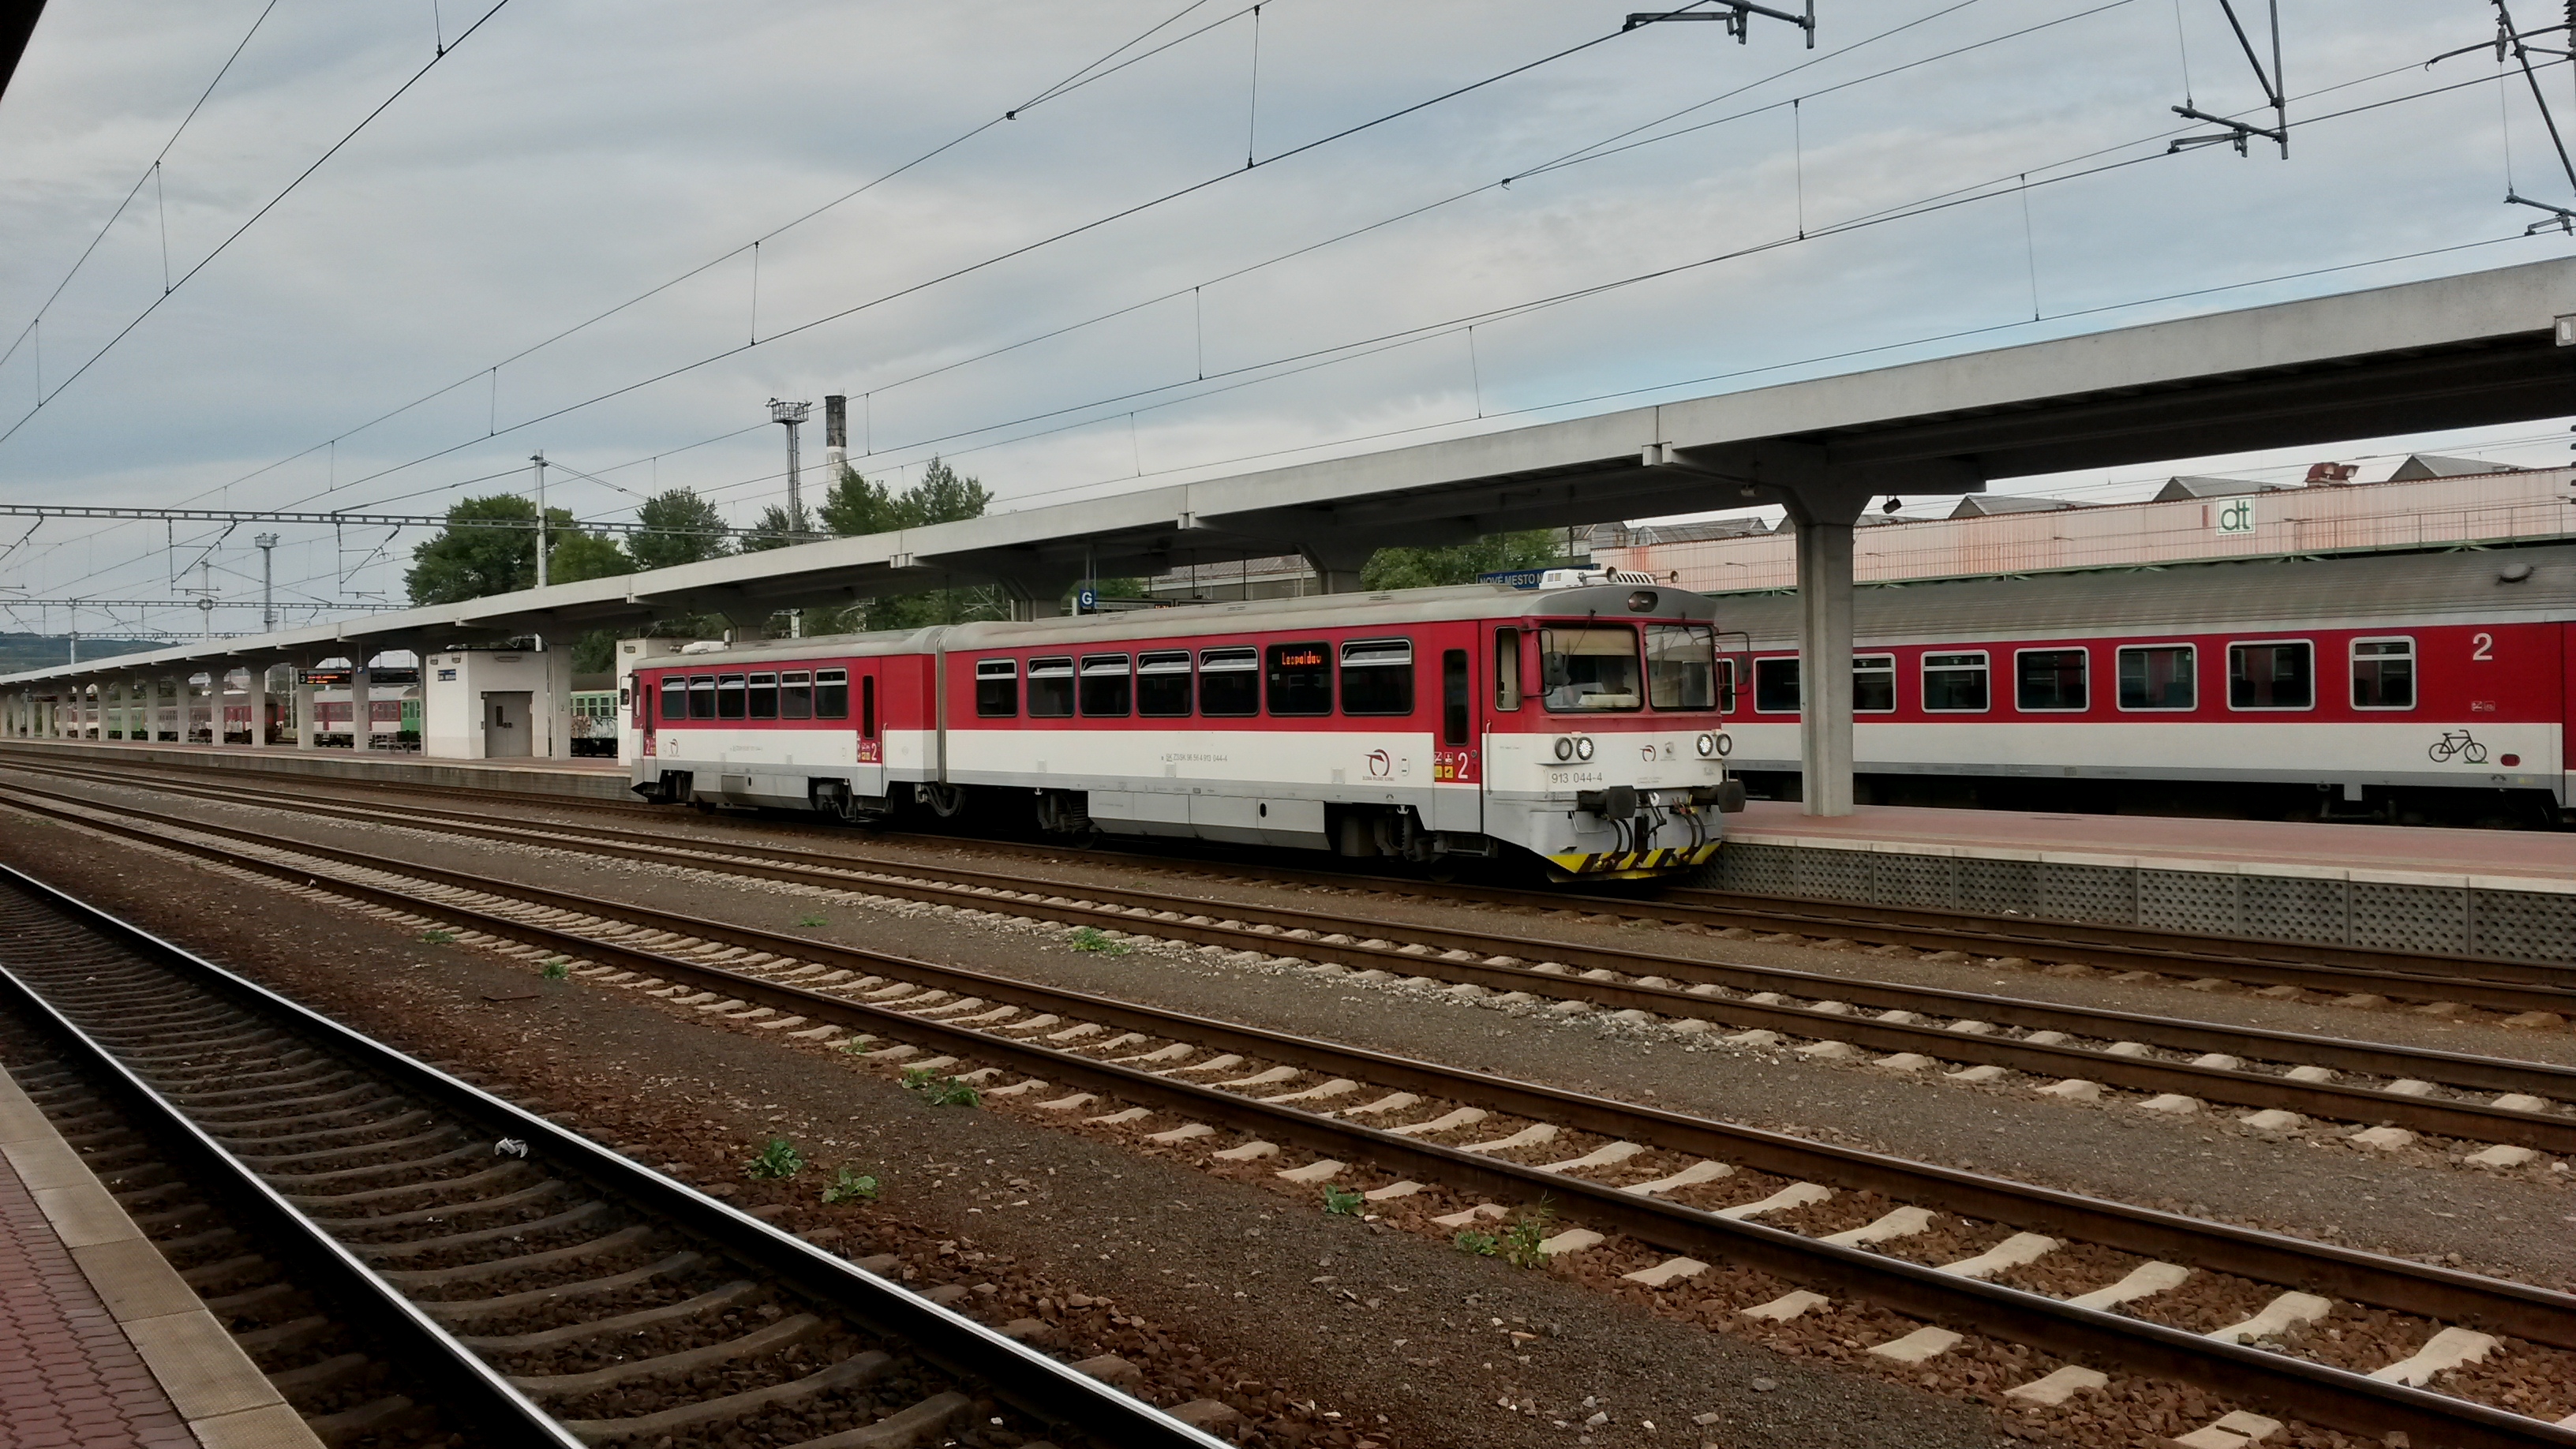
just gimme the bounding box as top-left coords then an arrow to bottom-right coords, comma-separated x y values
1429,645 -> 1482,832
483,692 -> 532,758
850,661 -> 886,796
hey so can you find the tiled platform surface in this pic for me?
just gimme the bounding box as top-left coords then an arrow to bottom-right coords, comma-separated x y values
0,738 -> 631,803
1717,802 -> 2576,965
0,1065 -> 320,1449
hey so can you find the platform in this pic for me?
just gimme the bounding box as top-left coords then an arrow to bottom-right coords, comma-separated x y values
0,739 -> 634,803
1713,801 -> 2576,967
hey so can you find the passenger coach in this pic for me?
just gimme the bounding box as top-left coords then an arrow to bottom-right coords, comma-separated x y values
627,577 -> 1747,878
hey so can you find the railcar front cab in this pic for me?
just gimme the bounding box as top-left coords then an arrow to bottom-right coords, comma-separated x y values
1494,580 -> 1747,881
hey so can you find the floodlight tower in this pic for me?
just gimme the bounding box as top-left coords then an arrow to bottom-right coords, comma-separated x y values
771,399 -> 812,537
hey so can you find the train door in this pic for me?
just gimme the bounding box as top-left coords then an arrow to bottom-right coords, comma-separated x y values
1430,644 -> 1482,832
849,661 -> 886,797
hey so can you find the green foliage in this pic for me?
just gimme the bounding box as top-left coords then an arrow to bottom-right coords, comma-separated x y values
1501,1202 -> 1556,1269
740,503 -> 816,553
1359,530 -> 1562,592
420,929 -> 457,945
746,1137 -> 807,1179
901,1069 -> 981,1107
821,1166 -> 880,1204
1067,926 -> 1131,955
1323,1185 -> 1365,1216
818,467 -> 907,537
796,913 -> 827,928
539,957 -> 571,980
631,488 -> 735,571
548,530 -> 631,584
811,459 -> 1006,631
404,494 -> 634,604
1453,1229 -> 1500,1257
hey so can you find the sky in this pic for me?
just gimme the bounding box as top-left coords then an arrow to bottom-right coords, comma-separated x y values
0,0 -> 2571,638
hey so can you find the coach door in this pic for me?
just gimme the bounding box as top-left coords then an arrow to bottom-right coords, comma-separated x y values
1429,646 -> 1482,832
845,662 -> 886,796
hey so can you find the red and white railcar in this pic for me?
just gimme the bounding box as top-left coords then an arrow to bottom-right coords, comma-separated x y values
627,578 -> 1744,877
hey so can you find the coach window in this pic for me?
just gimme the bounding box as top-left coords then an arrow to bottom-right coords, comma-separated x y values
1752,657 -> 1799,713
2016,649 -> 2087,712
2116,644 -> 2195,710
660,676 -> 689,724
1199,647 -> 1259,717
1852,654 -> 1896,714
1493,628 -> 1523,711
747,672 -> 778,721
716,674 -> 747,721
2228,640 -> 2313,710
1922,652 -> 1989,712
1339,638 -> 1414,715
1138,650 -> 1193,717
1027,657 -> 1074,718
974,660 -> 1018,718
687,676 -> 716,720
2352,638 -> 2415,710
1080,654 -> 1133,717
1441,650 -> 1472,745
1539,625 -> 1642,712
781,671 -> 812,720
1267,642 -> 1332,716
814,668 -> 849,720
1646,623 -> 1719,710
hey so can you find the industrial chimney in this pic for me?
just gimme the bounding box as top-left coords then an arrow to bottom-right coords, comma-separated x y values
824,395 -> 848,474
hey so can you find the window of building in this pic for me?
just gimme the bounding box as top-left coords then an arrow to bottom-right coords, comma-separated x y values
2228,640 -> 2313,710
974,660 -> 1017,718
1026,657 -> 1074,718
687,676 -> 717,720
814,668 -> 849,720
1539,625 -> 1642,712
1137,650 -> 1193,717
1646,623 -> 1719,710
1753,657 -> 1799,713
1339,638 -> 1414,716
781,670 -> 812,720
716,673 -> 747,721
1921,652 -> 1990,712
2015,649 -> 2087,712
747,672 -> 778,721
2352,638 -> 2415,710
1443,649 -> 1471,746
1852,653 -> 1896,713
1266,642 -> 1332,716
2116,644 -> 2195,710
1200,648 -> 1259,717
660,676 -> 688,724
1080,654 -> 1133,717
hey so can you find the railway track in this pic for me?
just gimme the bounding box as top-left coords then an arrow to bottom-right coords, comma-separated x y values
7,767 -> 2573,1157
8,780 -> 2576,1446
0,860 -> 1229,1449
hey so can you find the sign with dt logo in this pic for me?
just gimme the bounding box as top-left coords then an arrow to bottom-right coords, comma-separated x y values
2214,498 -> 2256,536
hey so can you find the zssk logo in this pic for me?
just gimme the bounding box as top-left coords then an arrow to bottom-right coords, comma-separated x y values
1365,749 -> 1391,779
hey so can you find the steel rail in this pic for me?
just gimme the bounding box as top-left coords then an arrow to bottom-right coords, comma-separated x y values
0,859 -> 1231,1449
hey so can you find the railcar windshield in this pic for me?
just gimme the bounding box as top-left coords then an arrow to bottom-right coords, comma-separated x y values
1644,623 -> 1717,710
1539,625 -> 1642,712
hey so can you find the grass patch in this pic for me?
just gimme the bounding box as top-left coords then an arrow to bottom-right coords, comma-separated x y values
902,1068 -> 981,1107
796,913 -> 828,928
539,958 -> 571,980
745,1138 -> 807,1180
1068,926 -> 1132,955
821,1166 -> 880,1204
1453,1229 -> 1500,1257
1323,1185 -> 1365,1217
419,929 -> 457,945
1502,1202 -> 1555,1269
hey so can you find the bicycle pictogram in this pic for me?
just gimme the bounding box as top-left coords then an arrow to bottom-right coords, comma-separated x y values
2428,730 -> 2488,765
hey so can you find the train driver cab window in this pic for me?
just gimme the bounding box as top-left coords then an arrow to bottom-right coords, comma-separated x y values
781,671 -> 812,720
1267,642 -> 1332,716
1717,658 -> 1739,714
1199,648 -> 1259,717
1339,638 -> 1413,715
1851,654 -> 1896,714
747,672 -> 778,721
1922,653 -> 1990,712
974,660 -> 1018,718
1492,628 -> 1522,711
1080,654 -> 1133,717
1646,623 -> 1719,710
1137,650 -> 1193,717
1027,657 -> 1074,718
2228,640 -> 2313,710
687,676 -> 717,720
2117,645 -> 2195,710
716,674 -> 747,721
814,668 -> 849,720
1538,625 -> 1641,712
2352,638 -> 2414,710
2016,649 -> 2087,712
660,676 -> 689,724
1752,657 -> 1799,713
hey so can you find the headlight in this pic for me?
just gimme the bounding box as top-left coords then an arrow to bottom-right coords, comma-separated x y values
1574,736 -> 1595,762
1714,732 -> 1735,758
1553,736 -> 1574,762
1695,732 -> 1717,758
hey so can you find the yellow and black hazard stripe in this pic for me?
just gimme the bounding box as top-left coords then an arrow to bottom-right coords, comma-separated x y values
1541,841 -> 1720,882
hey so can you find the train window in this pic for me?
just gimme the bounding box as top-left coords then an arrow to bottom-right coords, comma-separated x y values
1137,651 -> 1192,717
661,676 -> 689,724
1646,624 -> 1719,710
1339,638 -> 1414,716
1027,657 -> 1074,718
975,660 -> 1018,718
1267,642 -> 1333,716
814,668 -> 849,720
1752,657 -> 1799,713
687,676 -> 717,720
1922,653 -> 1990,713
1080,654 -> 1133,717
716,675 -> 747,720
1716,658 -> 1739,714
862,676 -> 877,737
1851,654 -> 1896,714
2228,640 -> 2313,710
1442,650 -> 1471,746
1493,629 -> 1522,711
2352,638 -> 2414,710
1539,625 -> 1642,712
2015,650 -> 2088,712
1199,648 -> 1259,717
781,671 -> 812,720
2116,645 -> 2195,710
747,672 -> 778,721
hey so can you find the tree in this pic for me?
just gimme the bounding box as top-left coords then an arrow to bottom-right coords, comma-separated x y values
631,488 -> 732,571
808,458 -> 1007,631
740,504 -> 814,553
1359,529 -> 1561,591
908,457 -> 990,526
818,466 -> 904,537
548,530 -> 631,585
405,494 -> 636,605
